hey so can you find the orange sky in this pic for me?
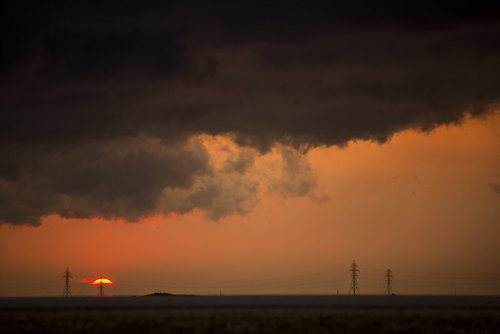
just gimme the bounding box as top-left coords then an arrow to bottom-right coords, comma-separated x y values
1,112 -> 499,296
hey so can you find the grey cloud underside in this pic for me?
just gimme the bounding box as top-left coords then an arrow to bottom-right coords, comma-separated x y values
0,138 -> 317,225
0,138 -> 211,225
1,1 -> 499,225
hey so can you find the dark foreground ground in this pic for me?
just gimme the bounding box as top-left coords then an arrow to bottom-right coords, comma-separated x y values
1,295 -> 499,333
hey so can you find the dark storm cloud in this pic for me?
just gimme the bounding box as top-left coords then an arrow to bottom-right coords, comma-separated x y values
1,1 -> 500,225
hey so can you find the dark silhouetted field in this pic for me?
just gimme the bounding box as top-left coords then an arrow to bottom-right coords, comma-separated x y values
1,295 -> 499,333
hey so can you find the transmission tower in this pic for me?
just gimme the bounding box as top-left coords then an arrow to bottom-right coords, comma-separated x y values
349,260 -> 360,296
98,277 -> 105,297
384,269 -> 393,295
63,268 -> 72,297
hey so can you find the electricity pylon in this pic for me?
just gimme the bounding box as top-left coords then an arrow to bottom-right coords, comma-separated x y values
63,268 -> 72,297
384,269 -> 393,295
349,260 -> 360,296
98,277 -> 105,297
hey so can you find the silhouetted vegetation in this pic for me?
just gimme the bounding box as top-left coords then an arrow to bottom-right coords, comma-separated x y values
144,292 -> 195,297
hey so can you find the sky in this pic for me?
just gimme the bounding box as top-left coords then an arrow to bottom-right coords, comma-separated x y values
0,1 -> 499,296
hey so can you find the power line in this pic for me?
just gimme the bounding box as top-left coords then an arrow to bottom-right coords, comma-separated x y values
63,268 -> 72,297
51,266 -> 500,297
349,260 -> 360,296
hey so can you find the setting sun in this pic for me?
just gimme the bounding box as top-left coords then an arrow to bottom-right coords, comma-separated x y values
92,278 -> 114,286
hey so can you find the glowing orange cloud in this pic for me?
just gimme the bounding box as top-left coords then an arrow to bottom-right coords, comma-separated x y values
92,278 -> 114,286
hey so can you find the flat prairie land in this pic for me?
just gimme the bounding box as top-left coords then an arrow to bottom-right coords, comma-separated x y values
1,295 -> 499,333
